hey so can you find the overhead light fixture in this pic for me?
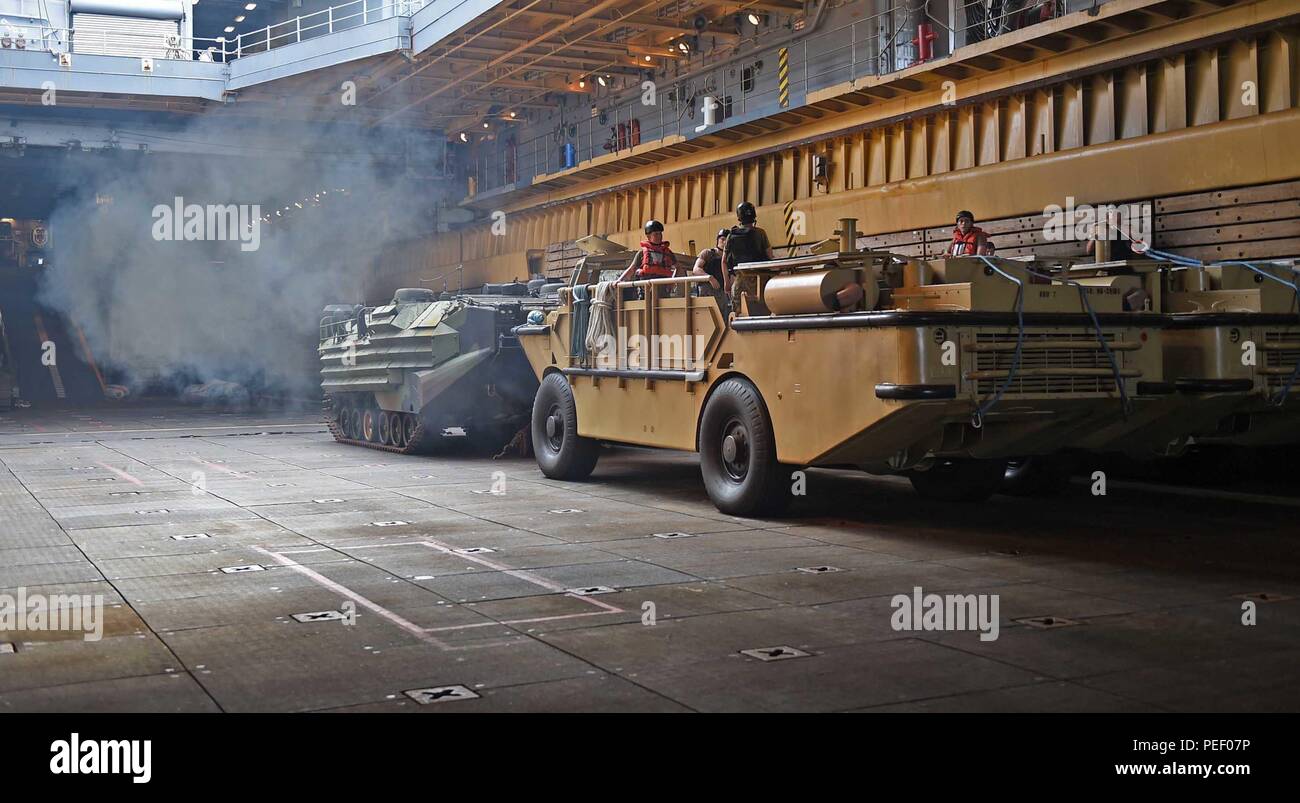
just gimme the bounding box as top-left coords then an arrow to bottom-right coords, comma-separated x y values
578,78 -> 586,88
235,15 -> 244,21
458,132 -> 468,142
678,40 -> 690,53
224,26 -> 234,32
482,121 -> 489,129
596,75 -> 606,87
508,110 -> 517,119
643,55 -> 652,62
244,2 -> 256,9
747,12 -> 761,25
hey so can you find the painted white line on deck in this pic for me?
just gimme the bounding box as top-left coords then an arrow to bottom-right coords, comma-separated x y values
423,610 -> 617,633
95,462 -> 144,486
250,545 -> 477,652
417,539 -> 625,614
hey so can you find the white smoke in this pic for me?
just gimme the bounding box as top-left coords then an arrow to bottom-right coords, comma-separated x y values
37,118 -> 449,401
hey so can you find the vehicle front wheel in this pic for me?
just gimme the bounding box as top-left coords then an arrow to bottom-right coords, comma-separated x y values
531,373 -> 599,480
699,378 -> 789,516
909,458 -> 1006,502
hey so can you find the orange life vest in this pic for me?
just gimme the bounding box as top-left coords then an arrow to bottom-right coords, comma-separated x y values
637,240 -> 677,278
949,226 -> 988,256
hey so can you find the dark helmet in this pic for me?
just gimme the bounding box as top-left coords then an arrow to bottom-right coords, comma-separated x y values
644,219 -> 664,235
736,201 -> 757,223
956,210 -> 975,223
716,228 -> 730,240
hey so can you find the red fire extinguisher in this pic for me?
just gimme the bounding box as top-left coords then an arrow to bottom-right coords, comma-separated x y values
913,23 -> 935,63
629,118 -> 641,147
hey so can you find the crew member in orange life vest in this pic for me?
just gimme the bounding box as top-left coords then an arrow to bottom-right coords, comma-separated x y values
619,220 -> 679,282
949,210 -> 990,256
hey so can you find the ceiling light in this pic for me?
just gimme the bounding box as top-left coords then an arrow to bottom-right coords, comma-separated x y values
482,121 -> 489,129
458,132 -> 468,142
678,41 -> 690,53
235,15 -> 244,21
224,26 -> 234,32
244,2 -> 256,9
747,12 -> 761,25
596,75 -> 606,87
578,78 -> 586,88
643,55 -> 652,62
508,110 -> 517,118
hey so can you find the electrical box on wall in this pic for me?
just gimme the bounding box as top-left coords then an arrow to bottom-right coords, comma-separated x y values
813,153 -> 829,188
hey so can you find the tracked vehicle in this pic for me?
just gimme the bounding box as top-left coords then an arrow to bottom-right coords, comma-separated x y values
318,287 -> 547,454
513,219 -> 1168,515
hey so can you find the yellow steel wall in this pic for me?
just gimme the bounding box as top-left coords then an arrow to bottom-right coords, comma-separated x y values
369,22 -> 1300,298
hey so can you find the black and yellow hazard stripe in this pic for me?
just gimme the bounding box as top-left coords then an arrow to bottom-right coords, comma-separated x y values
783,200 -> 796,249
778,47 -> 790,108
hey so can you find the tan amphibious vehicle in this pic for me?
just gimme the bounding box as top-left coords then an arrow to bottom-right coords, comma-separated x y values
513,220 -> 1173,515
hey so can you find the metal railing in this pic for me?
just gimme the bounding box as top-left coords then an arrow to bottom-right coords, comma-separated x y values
3,0 -> 427,63
489,0 -> 1067,194
230,0 -> 425,59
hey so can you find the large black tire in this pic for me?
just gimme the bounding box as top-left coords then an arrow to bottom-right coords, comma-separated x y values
698,378 -> 789,516
1002,455 -> 1075,496
531,373 -> 599,480
909,458 -> 1006,502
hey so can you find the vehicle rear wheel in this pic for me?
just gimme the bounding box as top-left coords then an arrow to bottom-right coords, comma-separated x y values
362,408 -> 380,443
531,373 -> 599,480
909,458 -> 1006,502
1001,455 -> 1075,496
699,378 -> 788,516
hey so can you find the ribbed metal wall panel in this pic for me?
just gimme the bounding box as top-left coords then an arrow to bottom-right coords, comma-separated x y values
70,14 -> 181,58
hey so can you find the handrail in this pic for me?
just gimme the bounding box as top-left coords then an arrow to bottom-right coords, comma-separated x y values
15,0 -> 426,62
495,0 -> 1067,192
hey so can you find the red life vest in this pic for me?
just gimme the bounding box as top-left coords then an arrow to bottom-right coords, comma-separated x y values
949,226 -> 988,256
637,240 -> 677,278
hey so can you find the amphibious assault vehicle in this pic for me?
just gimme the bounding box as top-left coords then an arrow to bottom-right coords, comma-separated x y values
318,286 -> 548,454
513,219 -> 1170,514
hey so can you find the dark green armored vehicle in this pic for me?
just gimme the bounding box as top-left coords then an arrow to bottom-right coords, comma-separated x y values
318,286 -> 551,453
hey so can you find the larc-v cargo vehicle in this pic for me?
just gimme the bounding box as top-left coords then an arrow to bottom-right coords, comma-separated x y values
1066,257 -> 1299,449
512,219 -> 1168,515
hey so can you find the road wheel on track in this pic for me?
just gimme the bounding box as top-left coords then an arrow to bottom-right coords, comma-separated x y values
362,408 -> 381,443
698,378 -> 788,517
349,410 -> 363,441
531,373 -> 599,480
336,407 -> 353,439
909,458 -> 1006,502
402,415 -> 419,447
391,414 -> 408,449
378,412 -> 394,446
1002,455 -> 1075,496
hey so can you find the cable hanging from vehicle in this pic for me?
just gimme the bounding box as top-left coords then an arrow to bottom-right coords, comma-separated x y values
1020,264 -> 1132,418
972,256 -> 1025,429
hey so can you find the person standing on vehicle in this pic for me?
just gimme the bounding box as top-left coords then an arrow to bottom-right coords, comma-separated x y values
723,202 -> 775,271
692,228 -> 733,315
948,210 -> 989,256
619,220 -> 678,282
